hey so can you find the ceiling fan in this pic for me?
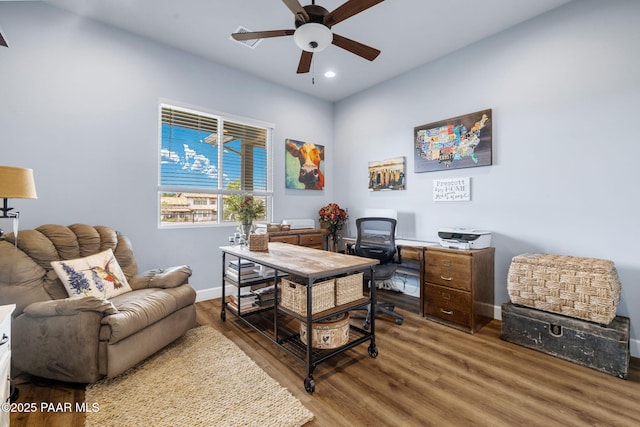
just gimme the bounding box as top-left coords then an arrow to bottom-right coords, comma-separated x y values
231,0 -> 384,74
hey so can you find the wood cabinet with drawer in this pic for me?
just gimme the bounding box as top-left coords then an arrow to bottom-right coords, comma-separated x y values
423,247 -> 494,333
267,228 -> 326,250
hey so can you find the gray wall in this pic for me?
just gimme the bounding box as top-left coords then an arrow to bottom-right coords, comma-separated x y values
333,0 -> 639,355
1,1 -> 638,356
0,1 -> 335,300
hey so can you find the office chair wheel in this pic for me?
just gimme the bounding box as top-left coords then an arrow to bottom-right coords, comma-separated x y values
362,319 -> 370,330
395,318 -> 403,325
368,344 -> 378,358
304,376 -> 315,394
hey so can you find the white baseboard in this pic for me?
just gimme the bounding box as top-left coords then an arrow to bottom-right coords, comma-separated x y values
196,286 -> 221,302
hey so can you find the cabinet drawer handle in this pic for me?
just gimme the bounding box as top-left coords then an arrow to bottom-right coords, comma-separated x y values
440,309 -> 453,316
440,275 -> 453,281
0,334 -> 8,346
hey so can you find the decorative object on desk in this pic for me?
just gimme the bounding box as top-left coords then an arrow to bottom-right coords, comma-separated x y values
267,223 -> 282,232
368,156 -> 406,191
85,326 -> 314,427
300,313 -> 350,349
433,177 -> 471,202
285,139 -> 325,190
0,165 -> 37,241
249,229 -> 269,252
414,109 -> 492,172
318,202 -> 347,252
225,193 -> 265,236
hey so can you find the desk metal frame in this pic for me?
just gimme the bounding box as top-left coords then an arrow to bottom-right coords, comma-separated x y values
220,242 -> 379,393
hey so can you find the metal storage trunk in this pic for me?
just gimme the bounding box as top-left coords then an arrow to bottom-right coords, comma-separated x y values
507,253 -> 621,324
501,302 -> 630,378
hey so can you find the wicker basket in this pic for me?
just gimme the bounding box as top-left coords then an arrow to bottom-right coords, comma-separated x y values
335,273 -> 363,306
280,276 -> 335,316
300,313 -> 350,349
249,233 -> 269,251
507,253 -> 621,324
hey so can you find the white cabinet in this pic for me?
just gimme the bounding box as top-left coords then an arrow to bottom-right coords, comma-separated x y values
0,304 -> 15,427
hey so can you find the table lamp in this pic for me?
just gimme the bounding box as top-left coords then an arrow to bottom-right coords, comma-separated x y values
0,166 -> 37,219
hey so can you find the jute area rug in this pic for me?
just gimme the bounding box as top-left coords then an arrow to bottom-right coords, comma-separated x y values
85,326 -> 314,427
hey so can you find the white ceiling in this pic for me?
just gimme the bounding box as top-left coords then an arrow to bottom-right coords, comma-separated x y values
42,0 -> 572,102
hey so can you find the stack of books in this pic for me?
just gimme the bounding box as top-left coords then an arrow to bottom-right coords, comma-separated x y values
227,291 -> 259,313
253,284 -> 280,307
226,282 -> 258,313
226,259 -> 260,282
226,284 -> 281,313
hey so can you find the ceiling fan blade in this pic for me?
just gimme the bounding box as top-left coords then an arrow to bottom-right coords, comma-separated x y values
0,32 -> 8,48
324,0 -> 384,27
332,33 -> 380,61
231,29 -> 294,41
297,51 -> 313,74
282,0 -> 309,23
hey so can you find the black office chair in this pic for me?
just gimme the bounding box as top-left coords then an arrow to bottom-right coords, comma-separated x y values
354,217 -> 404,328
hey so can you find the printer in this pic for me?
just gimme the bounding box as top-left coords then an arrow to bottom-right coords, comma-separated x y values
438,228 -> 492,250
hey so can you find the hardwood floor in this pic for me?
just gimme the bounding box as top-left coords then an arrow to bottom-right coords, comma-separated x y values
10,295 -> 640,427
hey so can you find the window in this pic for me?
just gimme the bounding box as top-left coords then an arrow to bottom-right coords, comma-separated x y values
159,103 -> 272,227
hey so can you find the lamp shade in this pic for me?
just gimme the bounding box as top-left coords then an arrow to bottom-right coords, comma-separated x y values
293,23 -> 333,52
0,166 -> 38,199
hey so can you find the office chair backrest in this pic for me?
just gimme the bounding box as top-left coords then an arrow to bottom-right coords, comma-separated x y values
355,217 -> 397,264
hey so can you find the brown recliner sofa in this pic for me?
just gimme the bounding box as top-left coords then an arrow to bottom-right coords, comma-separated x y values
0,224 -> 197,383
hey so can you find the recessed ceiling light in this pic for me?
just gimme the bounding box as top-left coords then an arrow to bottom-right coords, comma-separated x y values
324,71 -> 336,78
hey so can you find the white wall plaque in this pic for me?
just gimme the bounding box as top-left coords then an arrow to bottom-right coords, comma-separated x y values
433,177 -> 471,201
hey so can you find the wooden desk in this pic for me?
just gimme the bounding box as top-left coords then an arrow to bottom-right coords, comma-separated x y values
220,242 -> 379,393
342,237 -> 439,316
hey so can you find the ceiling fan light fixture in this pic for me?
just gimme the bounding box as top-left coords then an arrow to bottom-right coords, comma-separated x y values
293,23 -> 332,52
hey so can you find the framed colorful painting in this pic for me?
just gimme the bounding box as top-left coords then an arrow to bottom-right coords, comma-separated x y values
285,138 -> 325,190
368,156 -> 406,191
414,109 -> 492,173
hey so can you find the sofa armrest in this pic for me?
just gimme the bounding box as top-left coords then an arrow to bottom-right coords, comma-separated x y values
23,297 -> 118,318
130,265 -> 192,290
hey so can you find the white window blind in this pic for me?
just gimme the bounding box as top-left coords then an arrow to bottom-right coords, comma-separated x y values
159,104 -> 272,227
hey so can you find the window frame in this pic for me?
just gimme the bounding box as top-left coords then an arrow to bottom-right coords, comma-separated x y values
157,101 -> 274,229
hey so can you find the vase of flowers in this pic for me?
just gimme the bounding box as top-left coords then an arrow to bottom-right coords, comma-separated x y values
226,194 -> 266,236
318,203 -> 348,252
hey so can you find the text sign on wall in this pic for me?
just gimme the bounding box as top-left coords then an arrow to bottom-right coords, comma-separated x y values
433,177 -> 471,202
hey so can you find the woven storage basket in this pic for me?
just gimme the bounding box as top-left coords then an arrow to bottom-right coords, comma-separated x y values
281,276 -> 335,316
507,253 -> 621,324
335,273 -> 363,306
300,313 -> 350,349
249,233 -> 269,251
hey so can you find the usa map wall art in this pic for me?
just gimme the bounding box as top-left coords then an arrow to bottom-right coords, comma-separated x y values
414,109 -> 492,173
